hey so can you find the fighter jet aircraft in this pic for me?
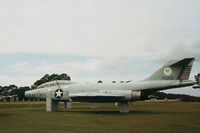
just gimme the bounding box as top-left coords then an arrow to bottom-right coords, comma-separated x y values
25,58 -> 196,113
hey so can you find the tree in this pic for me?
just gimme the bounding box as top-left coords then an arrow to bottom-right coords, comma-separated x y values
33,73 -> 71,88
9,85 -> 18,95
195,73 -> 200,84
97,80 -> 103,83
18,86 -> 30,101
2,86 -> 9,96
59,73 -> 71,80
153,92 -> 200,102
0,86 -> 3,95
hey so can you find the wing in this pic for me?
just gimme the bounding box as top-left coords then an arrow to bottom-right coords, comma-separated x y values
70,92 -> 124,103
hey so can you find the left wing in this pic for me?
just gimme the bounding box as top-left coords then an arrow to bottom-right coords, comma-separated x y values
70,92 -> 124,102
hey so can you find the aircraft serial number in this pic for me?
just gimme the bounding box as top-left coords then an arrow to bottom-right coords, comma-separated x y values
161,77 -> 174,80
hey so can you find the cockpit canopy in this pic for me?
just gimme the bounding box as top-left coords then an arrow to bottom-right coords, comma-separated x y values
37,80 -> 75,89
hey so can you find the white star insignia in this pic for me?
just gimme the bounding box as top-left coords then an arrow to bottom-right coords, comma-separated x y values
55,89 -> 63,98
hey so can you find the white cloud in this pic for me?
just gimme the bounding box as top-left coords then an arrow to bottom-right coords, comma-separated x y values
8,59 -> 102,75
0,0 -> 199,58
152,41 -> 200,63
5,56 -> 151,85
0,75 -> 40,86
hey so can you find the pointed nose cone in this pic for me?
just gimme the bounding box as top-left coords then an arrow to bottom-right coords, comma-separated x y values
25,91 -> 29,97
25,90 -> 32,98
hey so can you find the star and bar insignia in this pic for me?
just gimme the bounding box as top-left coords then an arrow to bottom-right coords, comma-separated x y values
50,89 -> 68,99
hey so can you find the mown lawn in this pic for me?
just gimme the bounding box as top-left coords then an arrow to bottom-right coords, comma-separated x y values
0,101 -> 199,133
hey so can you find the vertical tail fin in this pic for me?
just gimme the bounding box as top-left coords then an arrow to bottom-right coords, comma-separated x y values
146,58 -> 195,81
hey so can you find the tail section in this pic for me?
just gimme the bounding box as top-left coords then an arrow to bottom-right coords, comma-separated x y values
146,58 -> 195,81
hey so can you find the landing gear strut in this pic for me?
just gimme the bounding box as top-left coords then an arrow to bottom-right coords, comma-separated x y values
46,98 -> 59,112
120,102 -> 129,113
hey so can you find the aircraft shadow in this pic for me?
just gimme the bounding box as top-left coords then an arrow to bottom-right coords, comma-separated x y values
58,110 -> 165,115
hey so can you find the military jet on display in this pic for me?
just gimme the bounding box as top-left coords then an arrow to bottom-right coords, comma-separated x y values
25,58 -> 197,113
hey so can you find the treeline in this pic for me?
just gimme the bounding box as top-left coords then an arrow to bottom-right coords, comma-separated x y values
0,73 -> 70,101
153,92 -> 200,102
1,73 -> 199,102
0,85 -> 32,101
32,73 -> 70,88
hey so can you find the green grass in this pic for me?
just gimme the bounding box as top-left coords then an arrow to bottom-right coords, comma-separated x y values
0,101 -> 200,133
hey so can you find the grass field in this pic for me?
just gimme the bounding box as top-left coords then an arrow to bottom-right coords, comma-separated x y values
0,101 -> 199,133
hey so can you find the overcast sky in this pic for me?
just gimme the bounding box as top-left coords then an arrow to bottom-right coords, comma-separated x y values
0,0 -> 200,96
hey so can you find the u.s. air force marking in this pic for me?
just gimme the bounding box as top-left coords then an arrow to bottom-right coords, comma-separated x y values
164,67 -> 172,76
50,89 -> 68,99
55,89 -> 63,98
